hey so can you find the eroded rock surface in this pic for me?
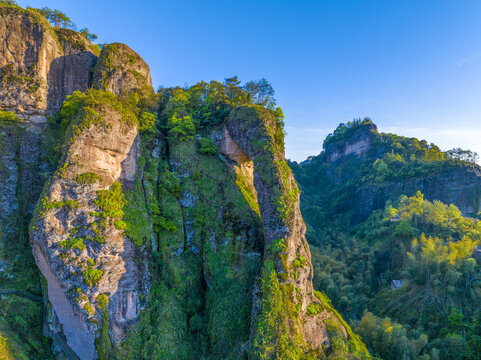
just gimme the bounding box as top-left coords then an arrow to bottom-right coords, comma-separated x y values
0,6 -> 99,120
30,108 -> 149,359
224,106 -> 351,352
324,122 -> 377,163
92,43 -> 152,96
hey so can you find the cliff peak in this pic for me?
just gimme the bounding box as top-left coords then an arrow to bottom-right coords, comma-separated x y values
324,118 -> 378,162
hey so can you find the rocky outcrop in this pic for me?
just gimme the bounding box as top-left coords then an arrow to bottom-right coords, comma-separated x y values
30,104 -> 149,359
0,5 -> 99,121
223,106 -> 360,355
324,122 -> 377,163
92,43 -> 152,96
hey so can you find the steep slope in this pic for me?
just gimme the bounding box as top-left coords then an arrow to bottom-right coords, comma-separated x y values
0,3 -> 370,359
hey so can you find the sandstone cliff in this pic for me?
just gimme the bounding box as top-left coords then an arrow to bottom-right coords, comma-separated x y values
92,43 -> 152,96
0,3 -> 369,359
0,6 -> 99,122
30,98 -> 149,359
222,106 -> 369,357
295,120 -> 481,225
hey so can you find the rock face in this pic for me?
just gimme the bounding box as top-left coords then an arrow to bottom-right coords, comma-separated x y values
30,105 -> 149,359
1,4 -> 370,359
0,6 -> 61,121
224,106 -> 353,353
46,28 -> 99,112
352,166 -> 481,223
92,43 -> 152,96
324,122 -> 377,163
302,120 -> 481,224
0,6 -> 99,121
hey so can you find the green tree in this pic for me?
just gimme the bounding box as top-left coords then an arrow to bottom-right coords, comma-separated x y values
31,7 -> 75,28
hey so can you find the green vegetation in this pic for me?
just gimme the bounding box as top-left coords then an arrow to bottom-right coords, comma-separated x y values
83,302 -> 95,316
0,122 -> 57,359
58,236 -> 86,251
82,267 -> 104,287
291,121 -> 481,359
323,117 -> 375,149
38,197 -> 79,217
97,294 -> 109,310
198,137 -> 217,155
293,187 -> 481,358
139,111 -> 156,132
29,7 -> 75,28
0,0 -> 18,8
0,110 -> 21,122
94,182 -> 126,219
76,172 -> 103,185
250,238 -> 305,360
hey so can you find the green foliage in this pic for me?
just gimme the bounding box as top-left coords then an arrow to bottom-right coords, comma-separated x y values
38,196 -> 79,217
58,89 -> 139,144
0,0 -> 18,7
82,267 -> 103,287
58,236 -> 86,251
198,137 -> 217,155
250,261 -> 304,359
29,6 -> 75,28
157,77 -> 282,132
76,172 -> 103,185
0,111 -> 21,122
244,78 -> 277,109
97,294 -> 109,310
291,256 -> 307,269
167,115 -> 196,142
296,184 -> 481,359
114,220 -> 127,230
139,111 -> 156,132
96,310 -> 111,360
307,302 -> 323,315
0,333 -> 14,360
276,160 -> 300,223
79,27 -> 97,42
355,312 -> 430,360
94,182 -> 126,219
83,302 -> 95,316
235,165 -> 261,217
323,118 -> 374,149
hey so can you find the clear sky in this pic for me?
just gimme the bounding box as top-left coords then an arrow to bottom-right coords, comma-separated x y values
18,0 -> 481,162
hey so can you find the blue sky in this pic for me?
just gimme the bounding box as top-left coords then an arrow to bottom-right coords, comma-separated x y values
18,0 -> 481,161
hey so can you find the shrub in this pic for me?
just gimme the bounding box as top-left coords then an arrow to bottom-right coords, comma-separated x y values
0,110 -> 21,122
168,115 -> 196,142
59,237 -> 86,251
198,137 -> 217,155
83,302 -> 95,316
97,294 -> 109,310
307,302 -> 323,315
77,172 -> 103,185
114,220 -> 127,230
139,111 -> 156,132
94,182 -> 126,219
82,267 -> 104,287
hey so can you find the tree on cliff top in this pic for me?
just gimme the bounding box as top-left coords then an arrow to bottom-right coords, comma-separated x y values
30,7 -> 75,29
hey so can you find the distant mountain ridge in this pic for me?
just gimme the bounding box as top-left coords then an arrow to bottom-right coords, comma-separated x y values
292,118 -> 481,226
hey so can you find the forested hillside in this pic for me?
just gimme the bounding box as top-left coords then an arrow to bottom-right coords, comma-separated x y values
292,120 -> 481,359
